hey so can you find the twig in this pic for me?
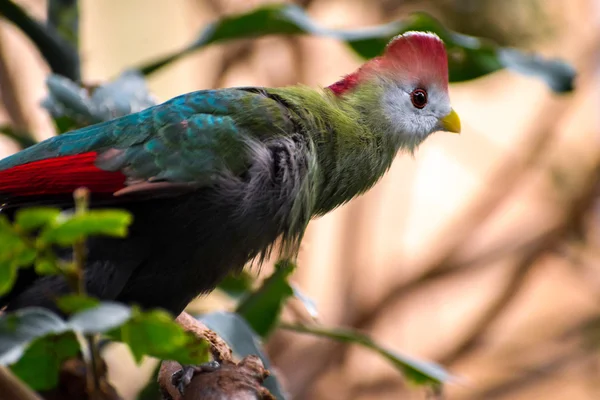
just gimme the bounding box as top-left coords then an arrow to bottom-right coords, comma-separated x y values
175,312 -> 232,363
72,188 -> 88,295
72,188 -> 102,398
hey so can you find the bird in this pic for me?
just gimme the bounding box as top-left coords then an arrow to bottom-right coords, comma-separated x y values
0,31 -> 460,316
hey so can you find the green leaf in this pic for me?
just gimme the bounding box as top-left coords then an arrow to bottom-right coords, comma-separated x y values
235,259 -> 295,338
11,247 -> 36,268
0,259 -> 18,297
56,294 -> 100,314
40,210 -> 132,246
0,235 -> 35,295
34,256 -> 60,276
10,331 -> 80,391
15,207 -> 61,232
137,4 -> 575,93
68,302 -> 131,334
201,311 -> 288,400
0,221 -> 22,256
280,323 -> 454,388
217,271 -> 255,299
109,308 -> 209,365
0,308 -> 68,365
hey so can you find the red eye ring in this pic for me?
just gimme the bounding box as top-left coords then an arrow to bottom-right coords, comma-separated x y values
410,89 -> 428,109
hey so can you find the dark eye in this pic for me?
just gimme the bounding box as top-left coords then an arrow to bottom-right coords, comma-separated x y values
410,89 -> 428,109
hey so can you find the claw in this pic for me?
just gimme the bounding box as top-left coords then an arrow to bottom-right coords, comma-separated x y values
171,361 -> 221,395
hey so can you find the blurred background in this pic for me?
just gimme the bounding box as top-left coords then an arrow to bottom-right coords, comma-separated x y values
0,0 -> 599,399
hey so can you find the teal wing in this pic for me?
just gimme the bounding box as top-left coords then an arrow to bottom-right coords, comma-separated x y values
0,88 -> 296,201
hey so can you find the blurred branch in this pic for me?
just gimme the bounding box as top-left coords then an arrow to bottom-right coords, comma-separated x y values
473,350 -> 591,399
0,0 -> 79,80
0,24 -> 47,145
440,158 -> 600,365
0,366 -> 41,400
0,43 -> 29,131
438,249 -> 542,364
214,40 -> 254,88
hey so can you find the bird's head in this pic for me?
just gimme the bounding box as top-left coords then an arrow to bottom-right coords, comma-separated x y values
328,31 -> 461,151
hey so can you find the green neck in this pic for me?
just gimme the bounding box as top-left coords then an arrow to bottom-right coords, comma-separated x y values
272,84 -> 400,215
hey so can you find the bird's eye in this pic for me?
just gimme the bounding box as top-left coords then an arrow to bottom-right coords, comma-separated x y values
410,89 -> 428,109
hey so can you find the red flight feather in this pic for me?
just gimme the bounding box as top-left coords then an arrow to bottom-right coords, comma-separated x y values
0,152 -> 126,197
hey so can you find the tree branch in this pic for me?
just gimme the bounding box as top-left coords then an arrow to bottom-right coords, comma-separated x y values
0,0 -> 79,80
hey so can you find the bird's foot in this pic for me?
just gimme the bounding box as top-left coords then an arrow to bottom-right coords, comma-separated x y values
171,360 -> 221,395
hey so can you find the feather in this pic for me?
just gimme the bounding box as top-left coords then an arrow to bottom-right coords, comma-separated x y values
0,152 -> 126,198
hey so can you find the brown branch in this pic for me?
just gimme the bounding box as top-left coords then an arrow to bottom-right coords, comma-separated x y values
160,355 -> 274,400
175,311 -> 232,363
158,312 -> 274,400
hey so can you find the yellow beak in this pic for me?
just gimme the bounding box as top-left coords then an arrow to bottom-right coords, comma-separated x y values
440,109 -> 461,134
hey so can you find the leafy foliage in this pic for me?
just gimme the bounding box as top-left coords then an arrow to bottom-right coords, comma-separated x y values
109,307 -> 209,364
0,308 -> 68,366
10,331 -> 80,390
135,4 -> 575,92
0,206 -> 131,296
55,293 -> 100,314
0,203 -> 453,397
1,1 -> 575,94
38,210 -> 131,246
0,202 -> 210,391
236,260 -> 295,338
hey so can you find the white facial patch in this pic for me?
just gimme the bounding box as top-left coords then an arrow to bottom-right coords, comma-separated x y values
380,83 -> 451,150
